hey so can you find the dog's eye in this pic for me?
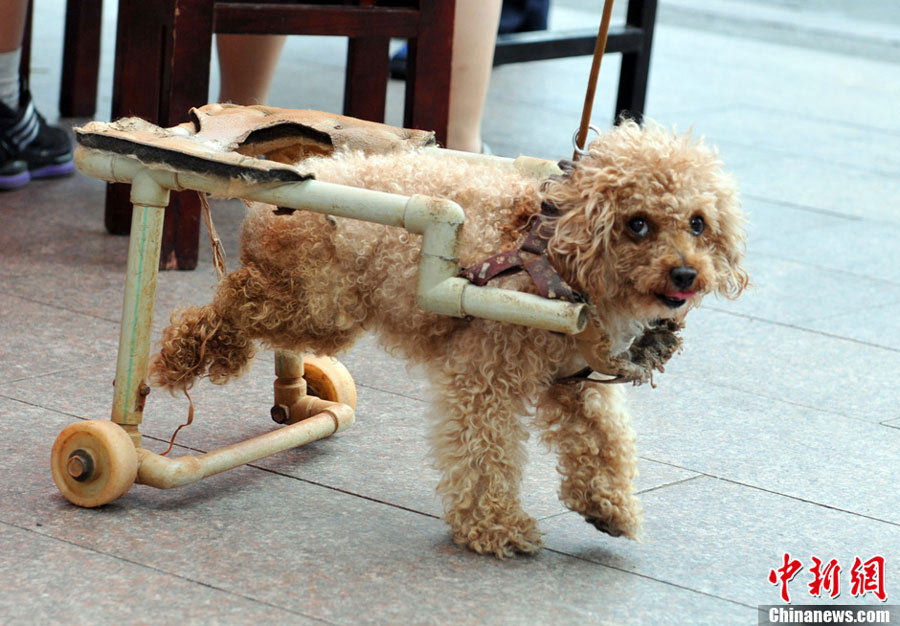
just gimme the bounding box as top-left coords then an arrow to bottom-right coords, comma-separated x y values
690,215 -> 706,236
626,217 -> 650,239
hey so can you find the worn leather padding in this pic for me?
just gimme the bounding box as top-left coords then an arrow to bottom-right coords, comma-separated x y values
75,103 -> 436,184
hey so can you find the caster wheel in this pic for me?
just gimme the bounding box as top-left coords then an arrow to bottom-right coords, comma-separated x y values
51,420 -> 138,508
303,355 -> 357,409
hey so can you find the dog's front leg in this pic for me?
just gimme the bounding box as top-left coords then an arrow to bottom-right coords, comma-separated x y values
427,332 -> 544,558
536,382 -> 642,540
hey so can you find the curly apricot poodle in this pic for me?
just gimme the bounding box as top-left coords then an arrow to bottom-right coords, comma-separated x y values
151,120 -> 747,557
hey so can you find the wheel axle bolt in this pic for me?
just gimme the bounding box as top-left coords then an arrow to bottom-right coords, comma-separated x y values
270,404 -> 290,424
67,450 -> 95,482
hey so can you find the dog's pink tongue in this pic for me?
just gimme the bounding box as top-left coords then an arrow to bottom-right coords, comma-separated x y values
668,291 -> 695,299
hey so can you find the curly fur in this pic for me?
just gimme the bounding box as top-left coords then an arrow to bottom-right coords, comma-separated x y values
150,120 -> 746,557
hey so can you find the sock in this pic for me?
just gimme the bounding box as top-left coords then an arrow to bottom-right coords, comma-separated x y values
0,49 -> 22,110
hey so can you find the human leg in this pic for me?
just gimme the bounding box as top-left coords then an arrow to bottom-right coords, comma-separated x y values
0,0 -> 74,190
0,0 -> 28,108
216,34 -> 287,105
446,0 -> 502,153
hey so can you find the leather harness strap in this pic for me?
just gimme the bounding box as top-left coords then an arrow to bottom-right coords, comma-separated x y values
459,168 -> 634,386
554,367 -> 634,385
460,201 -> 584,303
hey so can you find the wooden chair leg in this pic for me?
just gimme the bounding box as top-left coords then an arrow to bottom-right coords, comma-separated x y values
404,0 -> 454,146
59,0 -> 103,117
105,0 -> 212,270
104,0 -> 167,237
19,0 -> 33,89
344,36 -> 390,123
615,0 -> 657,123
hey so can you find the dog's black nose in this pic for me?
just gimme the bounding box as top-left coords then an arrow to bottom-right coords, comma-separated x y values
670,266 -> 698,290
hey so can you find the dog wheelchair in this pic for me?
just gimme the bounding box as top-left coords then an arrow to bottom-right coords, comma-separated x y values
50,104 -> 590,508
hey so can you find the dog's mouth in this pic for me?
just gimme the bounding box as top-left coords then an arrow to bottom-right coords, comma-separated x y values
655,291 -> 695,309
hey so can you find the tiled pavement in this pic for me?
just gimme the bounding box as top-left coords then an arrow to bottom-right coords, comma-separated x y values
1,1 -> 898,624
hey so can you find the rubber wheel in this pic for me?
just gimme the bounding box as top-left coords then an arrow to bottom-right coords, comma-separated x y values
50,420 -> 138,508
303,355 -> 357,409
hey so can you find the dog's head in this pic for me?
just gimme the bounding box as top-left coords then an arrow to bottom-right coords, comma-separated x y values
543,120 -> 747,323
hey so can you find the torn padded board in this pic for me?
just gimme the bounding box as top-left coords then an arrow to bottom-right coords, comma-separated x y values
76,117 -> 311,185
75,104 -> 437,186
187,103 -> 437,158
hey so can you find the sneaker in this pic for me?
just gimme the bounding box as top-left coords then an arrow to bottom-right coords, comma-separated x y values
0,89 -> 75,191
0,155 -> 29,191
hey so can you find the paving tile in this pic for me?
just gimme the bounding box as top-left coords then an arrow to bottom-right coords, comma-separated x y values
626,375 -> 900,524
9,2 -> 900,623
679,105 -> 900,177
0,351 -> 698,522
0,350 -> 277,453
0,173 -> 247,328
633,459 -> 699,495
730,153 -> 900,223
658,306 -> 900,423
749,218 -> 900,288
800,301 -> 900,352
0,297 -> 120,383
0,522 -> 312,625
644,29 -> 900,223
658,0 -> 900,64
543,477 -> 900,607
708,254 -> 900,326
0,167 -> 108,230
0,398 -> 71,496
0,207 -> 128,282
263,394 -> 699,521
2,477 -> 750,625
0,256 -> 224,331
742,196 -> 860,249
648,25 -> 900,135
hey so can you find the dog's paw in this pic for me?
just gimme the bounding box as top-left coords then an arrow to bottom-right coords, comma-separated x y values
452,514 -> 544,558
586,516 -> 629,537
585,514 -> 641,540
628,320 -> 683,373
574,496 -> 643,541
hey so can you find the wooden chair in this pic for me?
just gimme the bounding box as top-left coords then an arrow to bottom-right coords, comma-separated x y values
20,0 -> 103,117
24,0 -> 657,271
493,0 -> 658,122
97,0 -> 455,270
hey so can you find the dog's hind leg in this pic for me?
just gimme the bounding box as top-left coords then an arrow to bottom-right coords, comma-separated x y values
150,290 -> 256,392
151,248 -> 366,393
427,326 -> 544,558
536,382 -> 642,540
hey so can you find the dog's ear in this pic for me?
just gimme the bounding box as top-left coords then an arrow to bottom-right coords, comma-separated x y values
709,174 -> 749,299
541,168 -> 619,294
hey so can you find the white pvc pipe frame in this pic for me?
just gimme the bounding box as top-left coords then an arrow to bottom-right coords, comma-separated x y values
136,400 -> 354,489
76,145 -> 588,337
71,144 -> 588,496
